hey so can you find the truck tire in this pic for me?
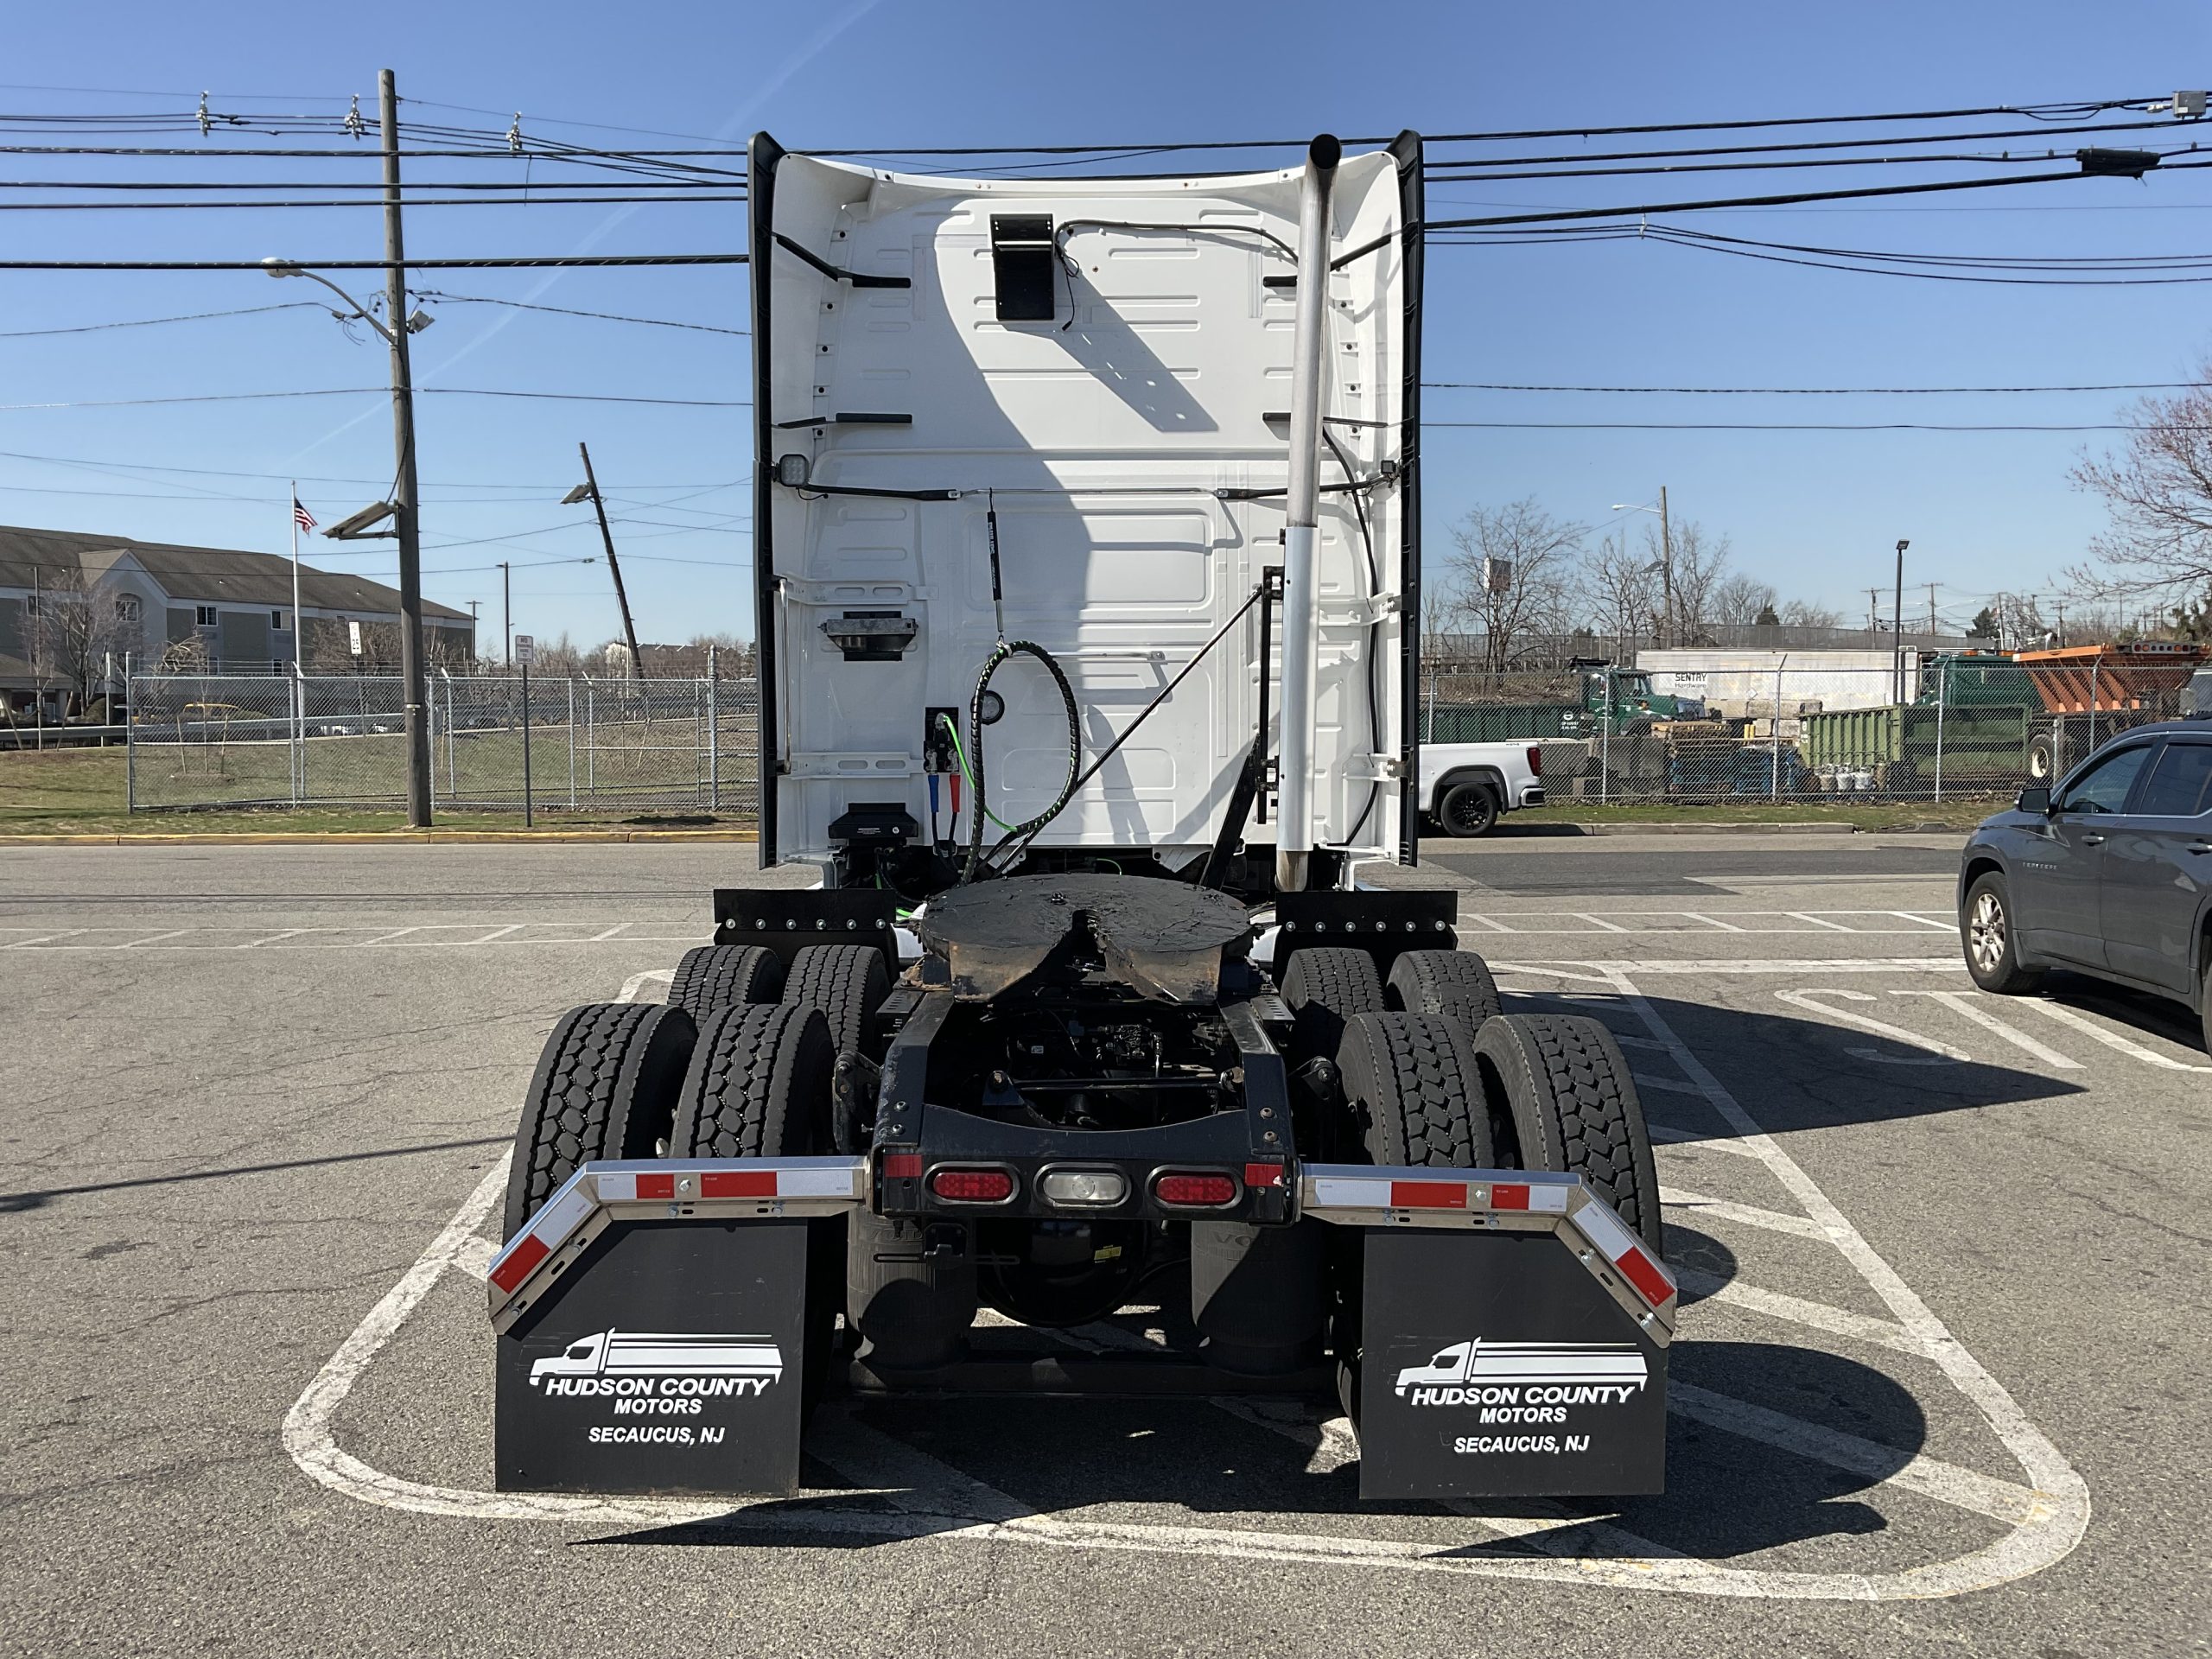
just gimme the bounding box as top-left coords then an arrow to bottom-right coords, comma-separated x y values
1280,946 -> 1385,1067
502,1003 -> 697,1242
1332,1011 -> 1491,1423
1437,779 -> 1500,838
667,944 -> 784,1018
783,944 -> 890,1059
1386,948 -> 1502,1032
1961,871 -> 2043,995
669,1002 -> 834,1159
1472,1014 -> 1662,1255
1341,1011 -> 1495,1167
2027,731 -> 2057,782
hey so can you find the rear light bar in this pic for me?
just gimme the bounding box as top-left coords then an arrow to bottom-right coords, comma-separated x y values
1298,1163 -> 1677,1338
927,1166 -> 1016,1205
1153,1170 -> 1237,1209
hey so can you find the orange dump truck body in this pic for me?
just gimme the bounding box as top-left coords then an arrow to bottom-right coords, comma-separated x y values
2013,642 -> 2205,714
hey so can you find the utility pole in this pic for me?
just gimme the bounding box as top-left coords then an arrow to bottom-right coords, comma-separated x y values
1657,484 -> 1673,649
1927,582 -> 1938,638
1868,588 -> 1879,646
575,442 -> 644,677
378,68 -> 431,828
497,562 -> 512,666
1892,538 -> 1909,705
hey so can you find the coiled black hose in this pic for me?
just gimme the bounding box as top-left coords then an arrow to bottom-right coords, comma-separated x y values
959,639 -> 1081,886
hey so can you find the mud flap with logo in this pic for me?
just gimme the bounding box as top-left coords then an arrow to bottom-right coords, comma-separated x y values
495,1218 -> 813,1497
1357,1228 -> 1669,1501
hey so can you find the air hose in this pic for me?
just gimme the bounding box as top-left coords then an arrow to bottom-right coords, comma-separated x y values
958,638 -> 1081,886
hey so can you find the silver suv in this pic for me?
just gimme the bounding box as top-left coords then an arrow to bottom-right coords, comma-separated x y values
1957,721 -> 2212,1053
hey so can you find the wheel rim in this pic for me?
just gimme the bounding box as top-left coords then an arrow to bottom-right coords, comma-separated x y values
1967,890 -> 2006,974
1446,792 -> 1490,833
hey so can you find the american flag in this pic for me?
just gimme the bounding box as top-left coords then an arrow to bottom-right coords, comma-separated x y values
292,497 -> 317,532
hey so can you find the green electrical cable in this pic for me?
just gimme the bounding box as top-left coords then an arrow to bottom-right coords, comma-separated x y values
939,713 -> 1020,835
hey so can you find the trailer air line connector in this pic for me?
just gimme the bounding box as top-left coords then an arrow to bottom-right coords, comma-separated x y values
1274,132 -> 1341,896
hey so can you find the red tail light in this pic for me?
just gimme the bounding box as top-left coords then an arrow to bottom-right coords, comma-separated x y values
1154,1172 -> 1236,1208
1527,745 -> 1542,777
928,1166 -> 1014,1204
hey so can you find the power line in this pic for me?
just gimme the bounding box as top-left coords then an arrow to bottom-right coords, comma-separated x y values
0,252 -> 747,270
397,290 -> 746,334
0,301 -> 327,336
0,446 -> 744,489
1423,380 -> 2197,395
0,387 -> 748,410
1425,420 -> 2183,431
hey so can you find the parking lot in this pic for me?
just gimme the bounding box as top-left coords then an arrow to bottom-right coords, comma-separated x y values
4,835 -> 2207,1657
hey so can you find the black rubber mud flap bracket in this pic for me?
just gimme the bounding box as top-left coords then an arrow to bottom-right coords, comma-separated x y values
496,1220 -> 812,1497
990,214 -> 1057,321
1357,1229 -> 1668,1500
1273,887 -> 1456,975
714,887 -> 901,971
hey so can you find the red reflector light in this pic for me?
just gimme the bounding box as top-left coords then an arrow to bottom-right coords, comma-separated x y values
882,1153 -> 923,1180
1527,744 -> 1542,777
701,1169 -> 777,1199
928,1166 -> 1014,1204
1389,1179 -> 1468,1210
1617,1244 -> 1676,1309
635,1172 -> 676,1201
1491,1182 -> 1530,1211
489,1234 -> 549,1295
1243,1162 -> 1285,1190
1154,1173 -> 1237,1208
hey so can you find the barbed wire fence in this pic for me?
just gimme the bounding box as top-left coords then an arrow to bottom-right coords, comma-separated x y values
126,669 -> 759,816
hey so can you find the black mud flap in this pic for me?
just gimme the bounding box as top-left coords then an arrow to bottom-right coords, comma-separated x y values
1357,1228 -> 1669,1501
495,1218 -> 814,1497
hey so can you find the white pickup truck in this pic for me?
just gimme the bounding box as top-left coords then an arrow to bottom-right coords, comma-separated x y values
1419,740 -> 1544,837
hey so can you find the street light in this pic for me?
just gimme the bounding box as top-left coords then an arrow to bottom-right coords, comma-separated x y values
1893,538 -> 1911,703
1609,486 -> 1672,647
263,238 -> 434,826
560,442 -> 643,679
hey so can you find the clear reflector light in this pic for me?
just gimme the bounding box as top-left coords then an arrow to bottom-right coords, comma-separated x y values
1038,1168 -> 1128,1207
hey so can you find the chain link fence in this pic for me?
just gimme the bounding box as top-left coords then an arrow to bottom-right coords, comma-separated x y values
1419,656 -> 2198,806
125,671 -> 759,815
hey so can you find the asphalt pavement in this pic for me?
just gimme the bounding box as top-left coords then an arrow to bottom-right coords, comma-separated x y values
3,838 -> 2207,1658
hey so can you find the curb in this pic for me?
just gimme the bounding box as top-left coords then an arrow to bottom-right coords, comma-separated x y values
1559,821 -> 1863,836
3,829 -> 760,846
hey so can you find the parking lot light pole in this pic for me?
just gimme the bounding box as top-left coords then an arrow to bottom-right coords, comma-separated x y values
1894,539 -> 1910,705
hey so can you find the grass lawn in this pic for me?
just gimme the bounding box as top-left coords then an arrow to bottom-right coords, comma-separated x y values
0,747 -> 756,836
1515,798 -> 1999,831
2,742 -> 1998,838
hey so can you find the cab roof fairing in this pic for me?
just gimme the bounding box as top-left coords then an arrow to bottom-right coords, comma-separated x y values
751,139 -> 1417,871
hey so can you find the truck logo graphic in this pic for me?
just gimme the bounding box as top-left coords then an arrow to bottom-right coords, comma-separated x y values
530,1329 -> 785,1390
1395,1340 -> 1647,1408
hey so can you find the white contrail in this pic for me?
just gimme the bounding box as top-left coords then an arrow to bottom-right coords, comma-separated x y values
285,0 -> 885,467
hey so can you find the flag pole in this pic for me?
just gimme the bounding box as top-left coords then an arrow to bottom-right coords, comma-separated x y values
290,484 -> 305,803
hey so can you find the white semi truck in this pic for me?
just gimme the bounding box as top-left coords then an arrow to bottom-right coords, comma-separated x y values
487,131 -> 1673,1506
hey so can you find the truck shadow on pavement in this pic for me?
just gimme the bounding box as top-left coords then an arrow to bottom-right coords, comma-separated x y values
1616,993 -> 2088,1146
593,1335 -> 1911,1560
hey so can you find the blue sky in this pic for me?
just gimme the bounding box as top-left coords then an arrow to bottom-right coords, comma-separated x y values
4,0 -> 2209,647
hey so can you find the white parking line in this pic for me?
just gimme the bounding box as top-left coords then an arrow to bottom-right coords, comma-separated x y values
1603,965 -> 2090,1598
1,928 -> 85,949
358,926 -> 422,947
2017,998 -> 2212,1072
1894,991 -> 2082,1070
1672,1270 -> 1930,1358
1680,913 -> 1745,933
118,928 -> 192,948
1775,988 -> 1967,1064
1787,912 -> 1854,932
1660,1186 -> 1832,1241
282,958 -> 2091,1603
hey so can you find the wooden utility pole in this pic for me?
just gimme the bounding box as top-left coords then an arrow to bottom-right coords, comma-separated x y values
576,442 -> 644,677
379,68 -> 430,828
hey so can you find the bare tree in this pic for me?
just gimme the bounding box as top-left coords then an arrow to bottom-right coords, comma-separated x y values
28,562 -> 137,714
1779,598 -> 1843,630
2071,373 -> 2212,601
1654,518 -> 1732,645
1577,531 -> 1660,658
1709,572 -> 1777,629
1441,499 -> 1584,677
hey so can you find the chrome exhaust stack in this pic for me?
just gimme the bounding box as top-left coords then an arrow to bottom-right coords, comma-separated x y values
1274,133 -> 1340,895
